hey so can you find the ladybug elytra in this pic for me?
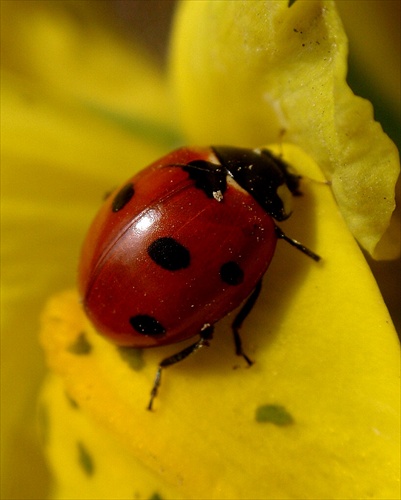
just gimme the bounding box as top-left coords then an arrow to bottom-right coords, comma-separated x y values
78,146 -> 320,409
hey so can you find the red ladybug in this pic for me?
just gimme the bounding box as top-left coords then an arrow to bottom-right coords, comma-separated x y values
78,146 -> 320,409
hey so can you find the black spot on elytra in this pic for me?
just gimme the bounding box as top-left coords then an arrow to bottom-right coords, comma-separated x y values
112,183 -> 134,212
67,332 -> 92,355
147,236 -> 190,271
77,442 -> 94,476
130,315 -> 166,336
220,261 -> 244,286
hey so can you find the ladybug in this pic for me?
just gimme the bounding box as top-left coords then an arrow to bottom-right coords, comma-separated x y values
78,146 -> 320,409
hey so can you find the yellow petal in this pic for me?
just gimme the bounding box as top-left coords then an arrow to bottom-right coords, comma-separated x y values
1,81 -> 171,499
1,3 -> 176,498
1,0 -> 172,125
39,373 -> 183,500
169,0 -> 400,258
336,1 -> 401,114
39,145 -> 400,499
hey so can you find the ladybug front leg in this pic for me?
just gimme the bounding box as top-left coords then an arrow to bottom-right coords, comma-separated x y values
275,226 -> 321,261
147,323 -> 214,411
231,280 -> 263,367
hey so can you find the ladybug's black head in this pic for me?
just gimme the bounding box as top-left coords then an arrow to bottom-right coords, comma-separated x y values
212,146 -> 301,221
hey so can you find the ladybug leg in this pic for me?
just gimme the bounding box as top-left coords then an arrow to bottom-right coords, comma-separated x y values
231,280 -> 263,366
147,323 -> 214,410
275,226 -> 321,261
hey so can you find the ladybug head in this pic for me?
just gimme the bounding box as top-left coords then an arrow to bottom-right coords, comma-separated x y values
212,146 -> 301,221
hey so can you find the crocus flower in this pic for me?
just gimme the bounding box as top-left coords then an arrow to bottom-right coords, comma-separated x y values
1,1 -> 399,499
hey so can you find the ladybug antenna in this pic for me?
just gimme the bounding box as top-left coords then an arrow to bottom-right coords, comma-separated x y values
275,226 -> 321,262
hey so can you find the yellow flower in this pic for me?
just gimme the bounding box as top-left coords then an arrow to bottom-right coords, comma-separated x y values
1,1 -> 399,499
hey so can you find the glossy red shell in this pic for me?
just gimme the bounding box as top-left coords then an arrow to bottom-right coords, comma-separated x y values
78,147 -> 278,347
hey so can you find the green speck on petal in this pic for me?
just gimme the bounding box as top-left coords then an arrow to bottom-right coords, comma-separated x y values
65,392 -> 79,409
68,332 -> 92,355
77,441 -> 94,476
118,346 -> 145,371
288,0 -> 297,7
149,493 -> 163,500
255,404 -> 294,426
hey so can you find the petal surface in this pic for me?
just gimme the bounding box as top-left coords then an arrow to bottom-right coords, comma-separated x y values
169,0 -> 400,257
40,146 -> 400,499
